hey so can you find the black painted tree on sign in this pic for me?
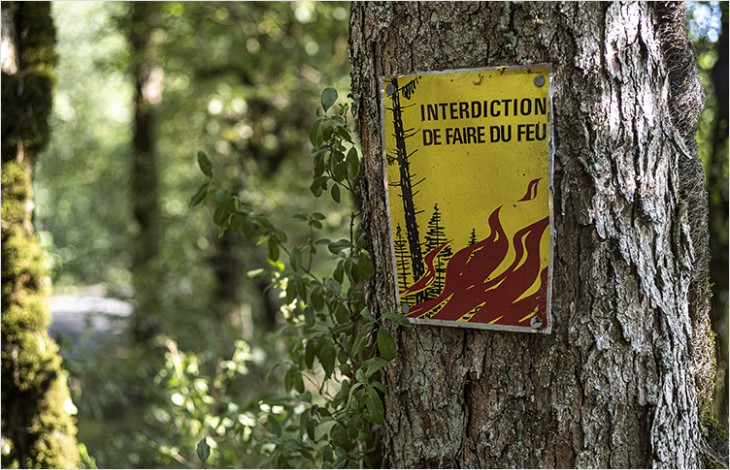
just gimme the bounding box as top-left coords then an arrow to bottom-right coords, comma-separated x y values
469,228 -> 477,246
386,77 -> 424,300
424,204 -> 453,300
393,223 -> 414,304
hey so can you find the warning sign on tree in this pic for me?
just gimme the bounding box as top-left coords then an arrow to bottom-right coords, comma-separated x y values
382,65 -> 553,333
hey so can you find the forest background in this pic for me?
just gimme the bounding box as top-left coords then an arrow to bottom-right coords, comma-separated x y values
1,2 -> 727,468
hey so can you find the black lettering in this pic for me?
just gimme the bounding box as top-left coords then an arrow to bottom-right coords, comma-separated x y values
536,123 -> 546,140
490,101 -> 501,117
476,126 -> 486,143
459,101 -> 469,119
427,104 -> 439,121
501,99 -> 512,116
493,125 -> 513,141
423,129 -> 435,145
520,98 -> 532,115
517,123 -> 535,141
449,102 -> 458,120
535,98 -> 546,115
471,101 -> 482,119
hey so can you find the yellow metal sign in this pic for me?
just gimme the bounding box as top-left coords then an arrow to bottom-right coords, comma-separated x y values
382,65 -> 553,333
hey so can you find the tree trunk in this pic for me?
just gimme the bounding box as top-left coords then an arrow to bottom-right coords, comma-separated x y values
1,2 -> 80,467
350,2 -> 716,467
708,1 -> 729,430
128,2 -> 163,343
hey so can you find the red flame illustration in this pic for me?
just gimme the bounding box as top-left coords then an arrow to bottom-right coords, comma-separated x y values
399,241 -> 450,297
519,178 -> 541,201
403,207 -> 549,328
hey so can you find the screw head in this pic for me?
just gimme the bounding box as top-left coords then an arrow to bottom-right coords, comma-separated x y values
533,75 -> 546,87
401,303 -> 410,314
386,83 -> 396,96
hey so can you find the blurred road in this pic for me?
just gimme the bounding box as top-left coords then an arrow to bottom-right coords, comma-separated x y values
48,285 -> 132,358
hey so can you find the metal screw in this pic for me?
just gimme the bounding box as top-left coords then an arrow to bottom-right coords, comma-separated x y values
401,303 -> 410,314
533,75 -> 545,87
386,83 -> 396,96
530,315 -> 543,329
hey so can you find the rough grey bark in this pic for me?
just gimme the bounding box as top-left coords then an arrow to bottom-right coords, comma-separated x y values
350,2 -> 716,468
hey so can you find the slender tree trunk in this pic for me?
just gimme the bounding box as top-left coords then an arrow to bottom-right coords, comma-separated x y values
708,1 -> 729,430
350,2 -> 716,467
1,2 -> 80,467
128,2 -> 163,343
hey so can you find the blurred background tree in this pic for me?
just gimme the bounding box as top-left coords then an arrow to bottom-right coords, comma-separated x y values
688,0 -> 728,430
34,2 -> 351,467
12,1 -> 725,468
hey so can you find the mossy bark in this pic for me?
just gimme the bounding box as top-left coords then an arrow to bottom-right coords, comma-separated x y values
350,2 -> 718,467
1,2 -> 80,468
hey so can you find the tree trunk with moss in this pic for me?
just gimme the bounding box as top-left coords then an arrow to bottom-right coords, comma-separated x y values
351,2 -> 721,467
1,2 -> 80,468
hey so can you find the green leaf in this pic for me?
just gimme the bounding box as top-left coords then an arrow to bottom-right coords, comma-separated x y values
196,437 -> 211,463
304,340 -> 316,369
197,150 -> 213,178
286,366 -> 304,393
290,247 -> 303,272
358,253 -> 375,278
331,184 -> 341,203
365,387 -> 384,425
189,182 -> 209,208
371,380 -> 387,394
310,286 -> 325,311
359,307 -> 375,323
383,311 -> 411,327
215,187 -> 231,204
334,262 -> 344,284
377,328 -> 397,361
318,341 -> 336,378
313,151 -> 325,178
328,239 -> 351,254
268,238 -> 280,262
321,445 -> 333,464
333,163 -> 348,183
333,304 -> 349,324
346,147 -> 360,181
309,118 -> 323,146
285,279 -> 297,303
213,205 -> 231,226
310,177 -> 324,197
321,87 -> 338,112
364,357 -> 388,378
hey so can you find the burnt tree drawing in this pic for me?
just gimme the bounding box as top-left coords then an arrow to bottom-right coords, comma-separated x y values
393,223 -> 414,303
424,204 -> 453,300
468,228 -> 477,246
385,77 -> 424,298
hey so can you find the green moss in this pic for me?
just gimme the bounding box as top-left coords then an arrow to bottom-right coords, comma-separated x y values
1,71 -> 55,161
1,3 -> 79,468
701,410 -> 729,468
13,2 -> 57,69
